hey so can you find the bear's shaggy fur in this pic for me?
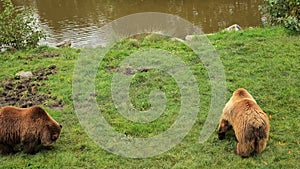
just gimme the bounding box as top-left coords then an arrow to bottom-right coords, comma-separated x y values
218,88 -> 270,157
0,106 -> 62,155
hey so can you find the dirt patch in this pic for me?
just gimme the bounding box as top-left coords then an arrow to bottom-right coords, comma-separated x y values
107,66 -> 150,75
0,65 -> 63,108
26,52 -> 60,60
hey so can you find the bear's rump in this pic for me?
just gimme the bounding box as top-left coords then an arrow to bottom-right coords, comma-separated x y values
244,122 -> 268,142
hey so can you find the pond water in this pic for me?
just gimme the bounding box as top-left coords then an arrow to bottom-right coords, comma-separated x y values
14,0 -> 263,47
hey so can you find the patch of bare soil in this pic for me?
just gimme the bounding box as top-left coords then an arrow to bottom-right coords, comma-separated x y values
0,65 -> 63,108
26,52 -> 60,60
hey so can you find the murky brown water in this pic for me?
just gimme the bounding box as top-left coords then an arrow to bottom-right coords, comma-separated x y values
13,0 -> 263,47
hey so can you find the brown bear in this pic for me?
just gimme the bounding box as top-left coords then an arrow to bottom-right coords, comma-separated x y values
0,105 -> 62,155
218,88 -> 270,157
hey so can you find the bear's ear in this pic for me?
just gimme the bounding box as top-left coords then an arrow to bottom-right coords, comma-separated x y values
30,106 -> 49,120
235,88 -> 248,97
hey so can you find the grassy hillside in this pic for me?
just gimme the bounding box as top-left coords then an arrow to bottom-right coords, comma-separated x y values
0,27 -> 299,168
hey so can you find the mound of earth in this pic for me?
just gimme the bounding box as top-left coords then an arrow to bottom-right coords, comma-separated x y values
0,65 -> 63,108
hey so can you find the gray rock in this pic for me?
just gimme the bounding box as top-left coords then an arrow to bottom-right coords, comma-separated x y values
185,35 -> 195,41
225,24 -> 243,32
55,40 -> 72,48
16,71 -> 33,78
171,37 -> 185,43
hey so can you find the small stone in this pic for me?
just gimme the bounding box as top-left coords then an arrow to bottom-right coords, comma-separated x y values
56,40 -> 71,48
225,24 -> 242,32
171,37 -> 185,43
185,35 -> 195,41
16,71 -> 33,79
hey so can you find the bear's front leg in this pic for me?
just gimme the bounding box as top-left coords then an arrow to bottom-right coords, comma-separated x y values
0,144 -> 15,155
22,135 -> 38,154
218,119 -> 231,140
23,141 -> 38,154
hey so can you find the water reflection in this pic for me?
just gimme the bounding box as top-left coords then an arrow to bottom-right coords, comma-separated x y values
13,0 -> 263,47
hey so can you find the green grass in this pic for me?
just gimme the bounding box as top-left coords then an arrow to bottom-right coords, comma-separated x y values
0,26 -> 299,168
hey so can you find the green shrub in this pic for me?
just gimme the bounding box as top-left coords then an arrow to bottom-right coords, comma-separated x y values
259,0 -> 300,32
0,0 -> 45,50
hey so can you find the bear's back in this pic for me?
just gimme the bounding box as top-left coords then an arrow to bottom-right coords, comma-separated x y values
0,106 -> 27,118
233,99 -> 266,123
0,106 -> 27,144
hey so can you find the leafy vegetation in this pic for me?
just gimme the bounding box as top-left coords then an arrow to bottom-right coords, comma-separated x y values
259,0 -> 300,32
0,27 -> 299,168
0,0 -> 45,50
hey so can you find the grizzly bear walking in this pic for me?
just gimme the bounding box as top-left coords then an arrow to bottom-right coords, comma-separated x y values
0,106 -> 62,155
218,88 -> 270,157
